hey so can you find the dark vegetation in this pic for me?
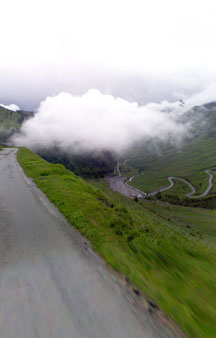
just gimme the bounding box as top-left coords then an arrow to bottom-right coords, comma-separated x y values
18,147 -> 216,337
38,147 -> 115,178
146,192 -> 216,210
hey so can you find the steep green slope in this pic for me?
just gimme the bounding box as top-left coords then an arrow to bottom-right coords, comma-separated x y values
18,147 -> 216,337
130,137 -> 216,190
38,147 -> 115,179
0,106 -> 33,141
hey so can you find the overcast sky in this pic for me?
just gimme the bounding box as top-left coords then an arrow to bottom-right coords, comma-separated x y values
1,0 -> 216,109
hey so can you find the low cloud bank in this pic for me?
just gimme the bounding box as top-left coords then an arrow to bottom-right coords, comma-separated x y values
13,88 -> 206,154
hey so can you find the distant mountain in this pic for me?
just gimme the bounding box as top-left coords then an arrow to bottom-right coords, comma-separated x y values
0,106 -> 33,143
125,100 -> 216,208
180,101 -> 216,139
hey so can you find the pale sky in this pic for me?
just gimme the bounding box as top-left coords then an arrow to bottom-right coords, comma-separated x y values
1,0 -> 216,108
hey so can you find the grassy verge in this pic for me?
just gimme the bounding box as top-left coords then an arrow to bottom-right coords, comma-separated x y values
0,146 -> 3,151
17,148 -> 216,337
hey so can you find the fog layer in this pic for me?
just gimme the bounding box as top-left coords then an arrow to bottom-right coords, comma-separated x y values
13,89 -> 194,154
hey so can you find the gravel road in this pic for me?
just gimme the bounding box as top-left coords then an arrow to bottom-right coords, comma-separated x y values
0,148 -> 182,338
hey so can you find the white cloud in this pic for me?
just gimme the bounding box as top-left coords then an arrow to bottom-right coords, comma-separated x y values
182,83 -> 216,111
13,89 -> 189,153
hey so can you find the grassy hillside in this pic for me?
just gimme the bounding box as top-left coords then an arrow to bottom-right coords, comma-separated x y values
17,147 -> 216,337
129,137 -> 216,191
0,106 -> 33,141
38,147 -> 115,179
122,102 -> 216,205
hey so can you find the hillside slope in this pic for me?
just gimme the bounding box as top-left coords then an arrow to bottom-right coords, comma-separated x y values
123,102 -> 216,205
18,147 -> 216,337
0,106 -> 33,142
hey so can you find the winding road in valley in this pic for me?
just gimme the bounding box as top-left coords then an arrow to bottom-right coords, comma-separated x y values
0,149 -> 182,338
149,170 -> 214,198
148,170 -> 214,198
108,162 -> 214,199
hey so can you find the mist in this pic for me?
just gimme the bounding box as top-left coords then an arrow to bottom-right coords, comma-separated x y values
12,89 -> 191,154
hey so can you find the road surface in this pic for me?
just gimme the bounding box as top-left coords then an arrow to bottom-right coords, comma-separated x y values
0,149 -> 182,338
116,161 -> 121,176
189,170 -> 214,198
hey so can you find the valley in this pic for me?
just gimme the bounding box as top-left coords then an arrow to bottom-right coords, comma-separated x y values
116,102 -> 216,210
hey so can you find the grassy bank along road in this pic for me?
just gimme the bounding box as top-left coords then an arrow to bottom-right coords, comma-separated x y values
16,148 -> 216,337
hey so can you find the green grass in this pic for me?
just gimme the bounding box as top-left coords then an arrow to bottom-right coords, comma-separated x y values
118,162 -> 139,179
139,198 -> 216,247
17,147 -> 216,337
126,136 -> 216,201
0,106 -> 21,130
0,146 -> 3,151
0,106 -> 32,139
